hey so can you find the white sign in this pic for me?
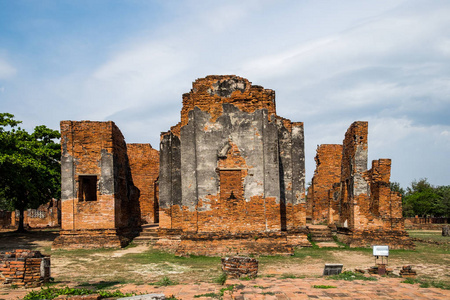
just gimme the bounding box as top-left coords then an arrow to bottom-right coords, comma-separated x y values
373,245 -> 389,257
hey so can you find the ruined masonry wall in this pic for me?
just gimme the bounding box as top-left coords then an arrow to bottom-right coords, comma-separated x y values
180,75 -> 276,127
0,250 -> 50,287
54,121 -> 140,249
59,121 -> 117,231
339,121 -> 368,230
159,76 -> 306,238
127,143 -> 160,224
310,144 -> 342,225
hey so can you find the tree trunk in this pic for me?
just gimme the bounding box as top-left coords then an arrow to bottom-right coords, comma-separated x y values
16,207 -> 26,233
443,225 -> 450,237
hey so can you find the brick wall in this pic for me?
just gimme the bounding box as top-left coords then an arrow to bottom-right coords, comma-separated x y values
127,143 -> 160,224
222,257 -> 258,278
158,75 -> 306,256
310,144 -> 342,224
180,75 -> 276,127
308,121 -> 413,249
0,250 -> 50,287
53,121 -> 140,249
23,199 -> 60,228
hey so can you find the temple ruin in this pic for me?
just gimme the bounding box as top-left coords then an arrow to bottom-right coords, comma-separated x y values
157,75 -> 307,255
308,122 -> 414,249
51,75 -> 412,252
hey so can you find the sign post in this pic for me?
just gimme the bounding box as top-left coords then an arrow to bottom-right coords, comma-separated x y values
373,245 -> 389,275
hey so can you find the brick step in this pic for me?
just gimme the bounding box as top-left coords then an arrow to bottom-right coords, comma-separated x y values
308,225 -> 335,242
139,231 -> 159,237
134,235 -> 159,240
312,237 -> 335,242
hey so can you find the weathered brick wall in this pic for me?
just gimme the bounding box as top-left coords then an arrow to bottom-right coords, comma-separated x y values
339,121 -> 369,230
159,75 -> 306,255
180,75 -> 276,127
23,199 -> 60,229
53,121 -> 140,249
127,144 -> 160,224
0,250 -> 50,287
306,185 -> 313,221
309,121 -> 413,249
310,144 -> 342,225
173,232 -> 294,257
222,257 -> 258,278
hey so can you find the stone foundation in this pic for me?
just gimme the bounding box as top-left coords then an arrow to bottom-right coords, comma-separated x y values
52,229 -> 138,249
337,229 -> 415,250
222,256 -> 258,278
0,250 -> 50,287
156,232 -> 305,257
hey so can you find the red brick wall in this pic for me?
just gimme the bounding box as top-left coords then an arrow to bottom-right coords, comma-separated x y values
0,250 -> 50,287
308,122 -> 412,248
24,200 -> 60,228
58,121 -> 139,232
310,144 -> 342,224
159,76 -> 306,248
180,75 -> 276,127
127,143 -> 160,224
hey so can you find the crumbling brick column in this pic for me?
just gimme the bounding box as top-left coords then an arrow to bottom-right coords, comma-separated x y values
0,250 -> 50,287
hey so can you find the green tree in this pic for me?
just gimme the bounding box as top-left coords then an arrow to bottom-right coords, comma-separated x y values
403,179 -> 440,217
0,113 -> 60,232
390,181 -> 405,196
435,185 -> 450,217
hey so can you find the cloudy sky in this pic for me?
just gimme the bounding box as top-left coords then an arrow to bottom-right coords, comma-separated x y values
1,0 -> 449,189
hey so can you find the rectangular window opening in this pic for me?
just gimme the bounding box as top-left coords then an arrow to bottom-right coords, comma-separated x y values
78,175 -> 97,201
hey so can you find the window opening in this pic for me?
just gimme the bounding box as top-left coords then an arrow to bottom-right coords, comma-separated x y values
78,175 -> 97,201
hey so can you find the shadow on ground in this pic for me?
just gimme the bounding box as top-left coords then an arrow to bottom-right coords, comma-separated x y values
0,229 -> 59,251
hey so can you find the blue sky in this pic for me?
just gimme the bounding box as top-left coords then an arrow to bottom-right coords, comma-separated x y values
1,0 -> 449,189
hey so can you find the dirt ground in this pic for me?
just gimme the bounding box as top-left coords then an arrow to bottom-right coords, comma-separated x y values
0,229 -> 449,299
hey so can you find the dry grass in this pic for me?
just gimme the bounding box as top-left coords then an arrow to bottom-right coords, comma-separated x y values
0,229 -> 449,289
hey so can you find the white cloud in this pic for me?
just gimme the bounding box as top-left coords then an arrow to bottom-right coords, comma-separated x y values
0,58 -> 16,79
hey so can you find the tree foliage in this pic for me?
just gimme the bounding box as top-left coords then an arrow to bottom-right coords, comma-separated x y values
0,113 -> 60,231
401,178 -> 449,217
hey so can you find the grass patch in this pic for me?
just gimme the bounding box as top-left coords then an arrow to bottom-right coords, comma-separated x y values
77,280 -> 124,290
307,233 -> 319,249
23,287 -> 133,300
407,230 -> 450,243
194,285 -> 235,299
214,272 -> 227,285
260,291 -> 276,295
332,235 -> 349,248
194,292 -> 220,298
327,271 -> 377,281
402,278 -> 450,290
149,276 -> 177,286
239,276 -> 253,281
280,273 -> 297,279
313,285 -> 337,289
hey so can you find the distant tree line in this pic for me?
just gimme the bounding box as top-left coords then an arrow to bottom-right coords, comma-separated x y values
391,179 -> 450,218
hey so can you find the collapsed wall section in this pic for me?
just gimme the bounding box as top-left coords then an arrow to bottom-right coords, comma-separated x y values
53,121 -> 140,249
308,121 -> 413,249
